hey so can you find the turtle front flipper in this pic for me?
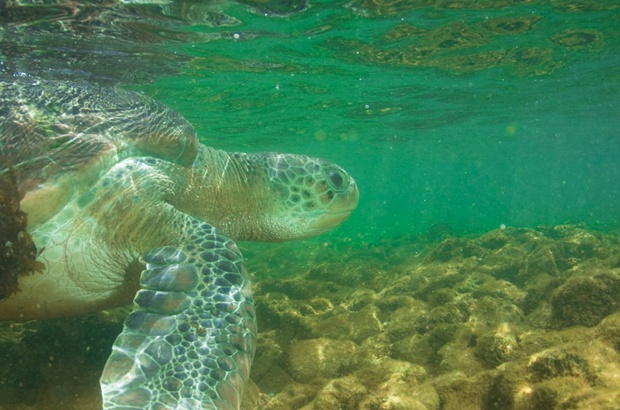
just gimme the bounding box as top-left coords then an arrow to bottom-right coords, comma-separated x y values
100,220 -> 256,410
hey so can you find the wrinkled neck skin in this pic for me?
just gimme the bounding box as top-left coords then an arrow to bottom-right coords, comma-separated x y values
173,145 -> 295,242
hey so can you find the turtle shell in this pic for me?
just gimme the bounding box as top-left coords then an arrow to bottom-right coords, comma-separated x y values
0,79 -> 199,195
0,79 -> 199,298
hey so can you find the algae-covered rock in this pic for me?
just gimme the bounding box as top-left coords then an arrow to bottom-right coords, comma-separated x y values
432,371 -> 497,410
302,376 -> 367,409
425,238 -> 468,263
551,272 -> 620,326
309,304 -> 383,343
358,384 -> 437,410
357,359 -> 435,410
524,377 -> 588,409
288,337 -> 357,383
474,323 -> 521,368
250,331 -> 294,396
251,225 -> 620,409
481,243 -> 525,281
391,333 -> 435,367
260,382 -> 320,410
528,347 -> 593,383
437,341 -> 482,374
595,312 -> 620,350
344,289 -> 378,311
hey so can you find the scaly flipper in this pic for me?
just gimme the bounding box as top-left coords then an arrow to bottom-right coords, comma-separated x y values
100,219 -> 256,410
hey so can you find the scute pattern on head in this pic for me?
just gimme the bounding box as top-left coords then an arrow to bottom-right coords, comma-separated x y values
265,153 -> 356,219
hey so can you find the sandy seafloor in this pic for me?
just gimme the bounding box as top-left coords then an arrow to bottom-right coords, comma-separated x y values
2,224 -> 620,409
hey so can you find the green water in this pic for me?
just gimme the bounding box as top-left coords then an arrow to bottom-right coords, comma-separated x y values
139,1 -> 620,240
3,0 -> 619,240
2,1 -> 620,409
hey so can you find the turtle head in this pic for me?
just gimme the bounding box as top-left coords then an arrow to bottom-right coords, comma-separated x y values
262,153 -> 359,240
186,147 -> 358,242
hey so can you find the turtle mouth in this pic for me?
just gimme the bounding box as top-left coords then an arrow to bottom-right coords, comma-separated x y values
327,208 -> 354,218
309,210 -> 353,232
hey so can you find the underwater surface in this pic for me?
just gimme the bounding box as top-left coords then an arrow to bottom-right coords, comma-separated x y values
1,0 -> 620,409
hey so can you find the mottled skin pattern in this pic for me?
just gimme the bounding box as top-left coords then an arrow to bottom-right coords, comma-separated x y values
0,80 -> 359,409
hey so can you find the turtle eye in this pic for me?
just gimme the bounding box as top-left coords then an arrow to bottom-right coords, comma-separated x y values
329,170 -> 344,187
325,168 -> 348,192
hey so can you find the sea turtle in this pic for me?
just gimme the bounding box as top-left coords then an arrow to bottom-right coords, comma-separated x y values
0,79 -> 359,409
